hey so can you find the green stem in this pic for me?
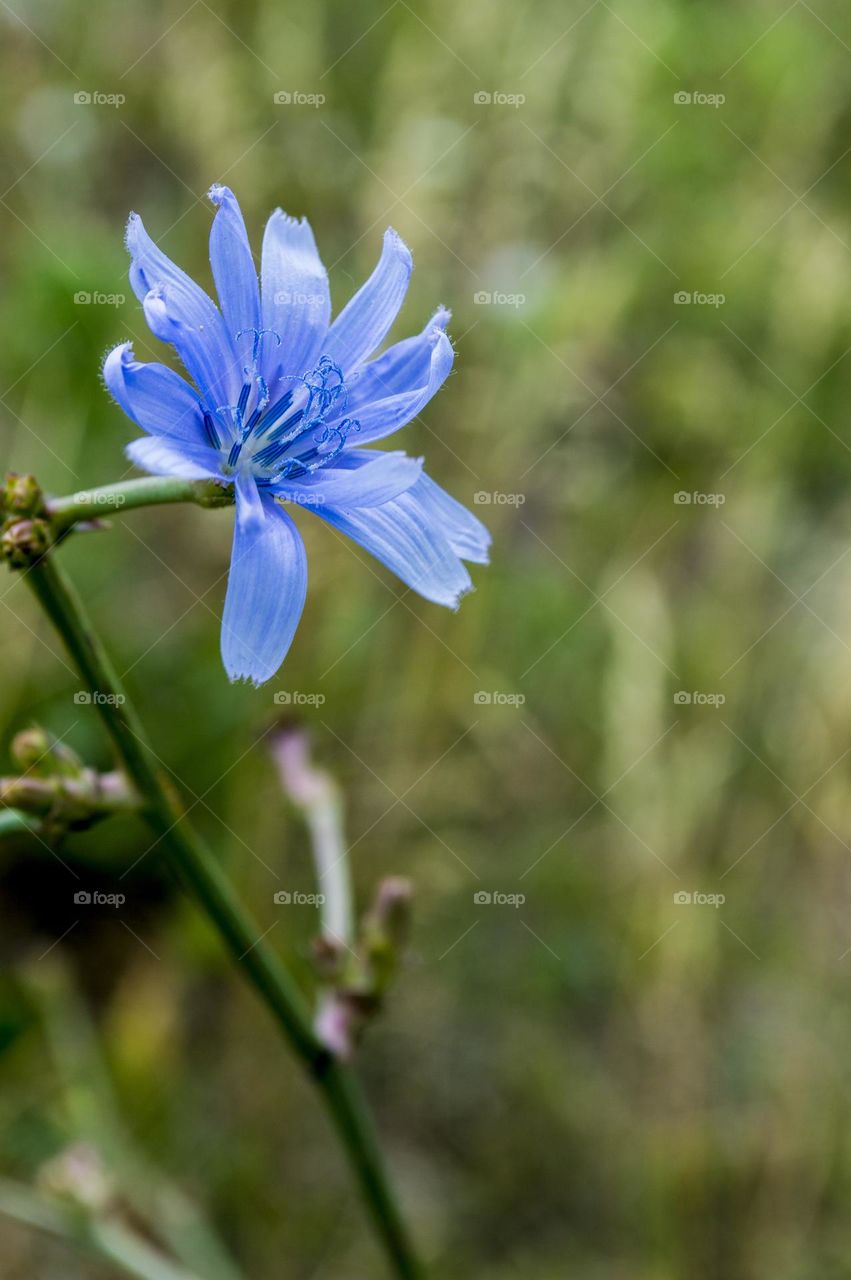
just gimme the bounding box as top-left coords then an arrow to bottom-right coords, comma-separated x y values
47,477 -> 233,531
0,1177 -> 197,1280
23,553 -> 422,1280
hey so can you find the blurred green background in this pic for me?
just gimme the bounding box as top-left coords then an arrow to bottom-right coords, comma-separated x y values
2,0 -> 851,1275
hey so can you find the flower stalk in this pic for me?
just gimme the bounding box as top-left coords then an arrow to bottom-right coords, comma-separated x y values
17,549 -> 423,1279
47,476 -> 233,532
270,724 -> 413,1060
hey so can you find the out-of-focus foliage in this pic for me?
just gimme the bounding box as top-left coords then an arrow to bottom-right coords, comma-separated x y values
2,0 -> 851,1275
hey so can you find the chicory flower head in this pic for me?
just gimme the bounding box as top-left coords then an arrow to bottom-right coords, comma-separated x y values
104,185 -> 489,686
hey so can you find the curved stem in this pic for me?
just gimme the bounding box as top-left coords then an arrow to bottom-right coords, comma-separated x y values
23,554 -> 422,1280
47,477 -> 233,531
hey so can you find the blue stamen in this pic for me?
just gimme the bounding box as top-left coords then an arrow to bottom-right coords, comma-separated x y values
203,412 -> 220,448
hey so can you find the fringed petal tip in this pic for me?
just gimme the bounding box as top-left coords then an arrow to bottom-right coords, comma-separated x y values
449,581 -> 476,613
226,669 -> 267,689
207,183 -> 232,207
123,211 -> 140,254
268,208 -> 310,232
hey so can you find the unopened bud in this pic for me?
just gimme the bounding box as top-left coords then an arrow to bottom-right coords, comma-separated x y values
10,726 -> 53,771
10,726 -> 83,778
366,876 -> 413,952
3,472 -> 45,518
361,877 -> 413,993
1,517 -> 50,568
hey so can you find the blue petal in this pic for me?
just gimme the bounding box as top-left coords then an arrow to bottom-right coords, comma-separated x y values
345,307 -> 450,413
208,185 -> 261,344
333,329 -> 454,445
235,468 -> 266,535
125,212 -> 240,406
103,343 -> 206,444
323,228 -> 413,373
221,496 -> 307,685
405,473 -> 491,564
261,211 -> 330,380
270,450 -> 423,508
125,435 -> 224,481
314,485 -> 473,608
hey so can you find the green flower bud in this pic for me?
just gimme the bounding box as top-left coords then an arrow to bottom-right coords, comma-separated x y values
3,472 -> 45,517
1,517 -> 50,568
11,727 -> 82,777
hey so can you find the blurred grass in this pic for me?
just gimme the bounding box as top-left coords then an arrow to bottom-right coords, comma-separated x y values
3,0 -> 851,1275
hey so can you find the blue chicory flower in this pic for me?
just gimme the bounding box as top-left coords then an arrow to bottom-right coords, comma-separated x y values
103,185 -> 489,686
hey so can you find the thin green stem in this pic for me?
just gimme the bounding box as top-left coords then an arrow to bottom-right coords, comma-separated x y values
47,477 -> 233,531
23,553 -> 423,1280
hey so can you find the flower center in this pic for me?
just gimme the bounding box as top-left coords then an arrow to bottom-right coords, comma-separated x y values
211,331 -> 360,484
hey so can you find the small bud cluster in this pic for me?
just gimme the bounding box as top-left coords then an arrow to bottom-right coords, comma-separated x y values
313,876 -> 413,1060
0,724 -> 140,842
0,472 -> 51,569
